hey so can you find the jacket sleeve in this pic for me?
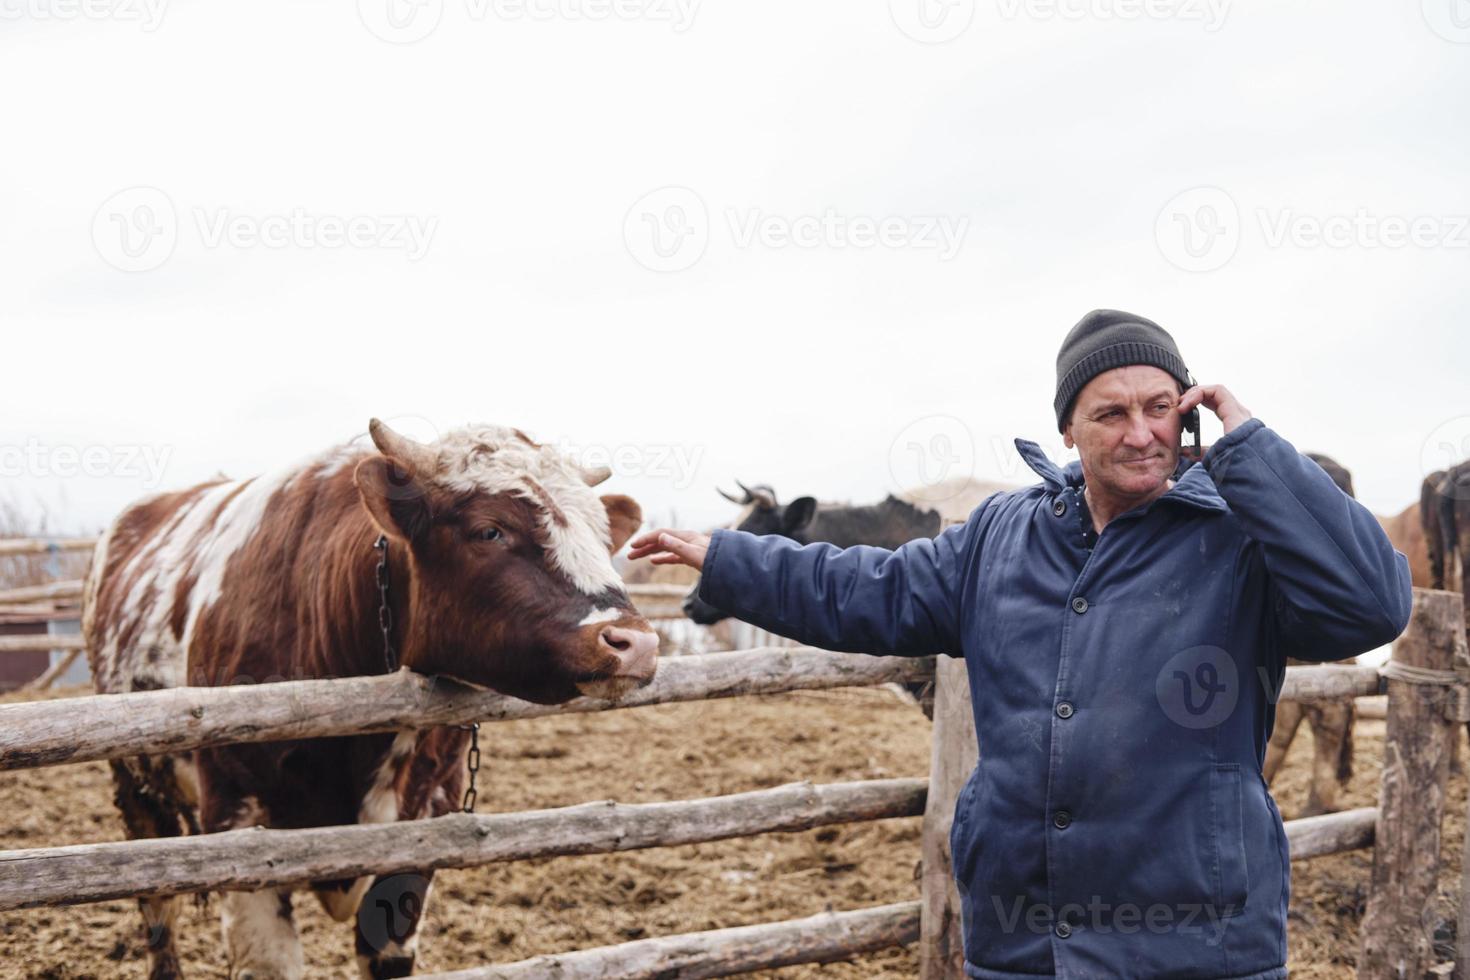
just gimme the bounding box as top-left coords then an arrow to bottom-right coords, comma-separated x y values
1202,418 -> 1413,661
695,495 -> 1002,657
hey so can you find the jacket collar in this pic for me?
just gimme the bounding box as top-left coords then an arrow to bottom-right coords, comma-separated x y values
1012,438 -> 1228,514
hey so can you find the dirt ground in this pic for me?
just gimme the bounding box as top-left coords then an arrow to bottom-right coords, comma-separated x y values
0,683 -> 1463,979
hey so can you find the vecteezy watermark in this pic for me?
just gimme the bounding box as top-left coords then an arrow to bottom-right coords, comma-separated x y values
888,415 -> 976,503
0,0 -> 168,30
0,438 -> 174,489
888,0 -> 975,43
555,439 -> 706,490
1156,186 -> 1470,272
1156,645 -> 1238,729
1154,186 -> 1241,273
1421,0 -> 1470,43
989,895 -> 1236,945
92,186 -> 178,273
623,186 -> 710,273
623,186 -> 970,272
193,208 -> 437,260
357,873 -> 430,955
727,208 -> 968,260
92,186 -> 438,271
1420,415 -> 1470,500
358,0 -> 697,43
994,0 -> 1229,30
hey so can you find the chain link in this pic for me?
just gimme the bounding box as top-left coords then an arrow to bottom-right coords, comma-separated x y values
373,534 -> 398,673
373,533 -> 479,814
460,722 -> 480,813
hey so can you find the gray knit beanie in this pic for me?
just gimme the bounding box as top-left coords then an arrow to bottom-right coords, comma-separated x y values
1054,309 -> 1192,432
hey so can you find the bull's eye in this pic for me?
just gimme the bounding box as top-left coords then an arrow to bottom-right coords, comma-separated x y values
475,526 -> 503,542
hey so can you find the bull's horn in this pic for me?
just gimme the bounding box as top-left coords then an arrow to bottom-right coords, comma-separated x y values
583,465 -> 612,487
368,419 -> 439,474
736,480 -> 776,509
717,486 -> 745,504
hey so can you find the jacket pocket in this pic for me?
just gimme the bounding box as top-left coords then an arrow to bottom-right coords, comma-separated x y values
1213,763 -> 1249,917
949,765 -> 982,885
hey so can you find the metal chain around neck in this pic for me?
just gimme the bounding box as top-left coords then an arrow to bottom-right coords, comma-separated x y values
373,534 -> 398,673
372,533 -> 480,814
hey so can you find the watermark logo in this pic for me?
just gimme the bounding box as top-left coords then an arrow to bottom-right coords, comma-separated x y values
889,415 -> 976,503
624,188 -> 970,272
727,208 -> 968,260
1422,0 -> 1470,43
1156,645 -> 1237,729
0,0 -> 169,31
889,0 -> 975,43
1257,208 -> 1470,251
1421,415 -> 1470,500
556,439 -> 706,490
1157,186 -> 1470,272
92,186 -> 178,273
92,188 -> 438,271
624,186 -> 709,273
1155,186 -> 1239,273
359,0 -> 697,42
357,873 -> 430,954
994,0 -> 1229,30
0,438 -> 174,488
358,0 -> 444,43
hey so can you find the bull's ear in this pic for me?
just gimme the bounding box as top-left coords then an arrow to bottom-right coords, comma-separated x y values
783,497 -> 817,535
601,494 -> 643,554
355,456 -> 432,545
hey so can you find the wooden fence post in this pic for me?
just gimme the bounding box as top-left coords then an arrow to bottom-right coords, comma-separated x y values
919,654 -> 977,980
1360,589 -> 1467,980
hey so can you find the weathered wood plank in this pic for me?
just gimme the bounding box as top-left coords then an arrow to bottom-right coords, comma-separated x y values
0,647 -> 936,770
423,901 -> 921,980
0,778 -> 926,910
0,634 -> 86,654
1361,589 -> 1465,980
0,539 -> 95,557
919,656 -> 974,980
1286,806 -> 1377,859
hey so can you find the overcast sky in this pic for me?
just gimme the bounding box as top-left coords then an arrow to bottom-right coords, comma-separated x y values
2,0 -> 1467,536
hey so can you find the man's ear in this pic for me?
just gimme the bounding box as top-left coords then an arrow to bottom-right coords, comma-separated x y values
782,496 -> 817,536
355,456 -> 432,545
601,494 -> 643,554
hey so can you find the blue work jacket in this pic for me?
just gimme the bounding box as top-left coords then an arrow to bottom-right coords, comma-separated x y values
698,418 -> 1412,979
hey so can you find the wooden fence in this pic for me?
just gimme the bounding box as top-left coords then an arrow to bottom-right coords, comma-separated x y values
0,534 -> 1466,977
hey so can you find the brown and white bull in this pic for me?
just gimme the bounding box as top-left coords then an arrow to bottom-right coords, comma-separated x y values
81,420 -> 660,980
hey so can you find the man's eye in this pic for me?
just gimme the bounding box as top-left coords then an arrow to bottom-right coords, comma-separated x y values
476,527 -> 503,542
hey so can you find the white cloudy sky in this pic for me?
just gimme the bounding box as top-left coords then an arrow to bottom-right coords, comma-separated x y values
2,0 -> 1467,536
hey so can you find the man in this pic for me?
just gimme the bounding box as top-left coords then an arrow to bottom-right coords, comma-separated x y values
629,309 -> 1412,979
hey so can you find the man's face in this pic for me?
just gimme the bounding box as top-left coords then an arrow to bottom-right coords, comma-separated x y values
1063,365 -> 1184,500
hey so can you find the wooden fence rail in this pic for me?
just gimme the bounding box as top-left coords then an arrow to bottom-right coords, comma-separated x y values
0,648 -> 935,770
0,539 -> 95,557
423,902 -> 922,980
0,778 -> 926,910
0,579 -> 84,604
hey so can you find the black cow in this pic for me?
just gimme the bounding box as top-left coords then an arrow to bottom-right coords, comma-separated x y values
681,480 -> 943,714
681,480 -> 941,625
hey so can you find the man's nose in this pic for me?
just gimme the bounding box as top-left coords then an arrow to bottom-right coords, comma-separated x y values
1122,411 -> 1154,448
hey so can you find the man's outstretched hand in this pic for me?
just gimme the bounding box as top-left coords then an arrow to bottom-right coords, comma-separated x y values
627,529 -> 712,572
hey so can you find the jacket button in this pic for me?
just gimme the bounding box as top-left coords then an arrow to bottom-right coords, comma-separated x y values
1053,500 -> 1067,517
1053,810 -> 1072,829
1071,596 -> 1089,614
1055,701 -> 1074,719
1055,921 -> 1072,939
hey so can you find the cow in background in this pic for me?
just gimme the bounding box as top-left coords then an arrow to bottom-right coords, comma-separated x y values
1424,463 -> 1469,601
1262,453 -> 1361,817
84,420 -> 658,980
680,480 -> 946,626
680,478 -> 1016,715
